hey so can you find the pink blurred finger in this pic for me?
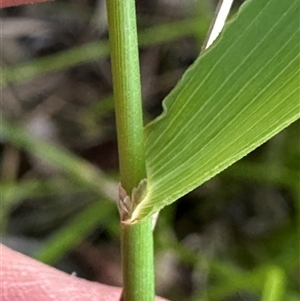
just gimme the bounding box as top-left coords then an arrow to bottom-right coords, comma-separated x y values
0,0 -> 52,9
0,244 -> 168,301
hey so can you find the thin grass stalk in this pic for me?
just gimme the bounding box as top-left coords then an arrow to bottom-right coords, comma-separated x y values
106,0 -> 155,300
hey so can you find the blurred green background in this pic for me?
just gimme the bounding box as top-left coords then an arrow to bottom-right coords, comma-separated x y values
1,1 -> 299,300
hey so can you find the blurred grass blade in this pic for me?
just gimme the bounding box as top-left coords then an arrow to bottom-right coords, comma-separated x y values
1,178 -> 91,205
261,266 -> 286,301
34,200 -> 116,264
1,119 -> 117,200
132,0 -> 300,221
202,0 -> 234,50
1,18 -> 207,87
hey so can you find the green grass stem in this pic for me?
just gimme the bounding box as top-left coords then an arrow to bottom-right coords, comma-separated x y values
106,0 -> 155,300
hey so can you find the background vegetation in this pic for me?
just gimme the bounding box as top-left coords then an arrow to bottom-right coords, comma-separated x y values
1,0 -> 299,300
